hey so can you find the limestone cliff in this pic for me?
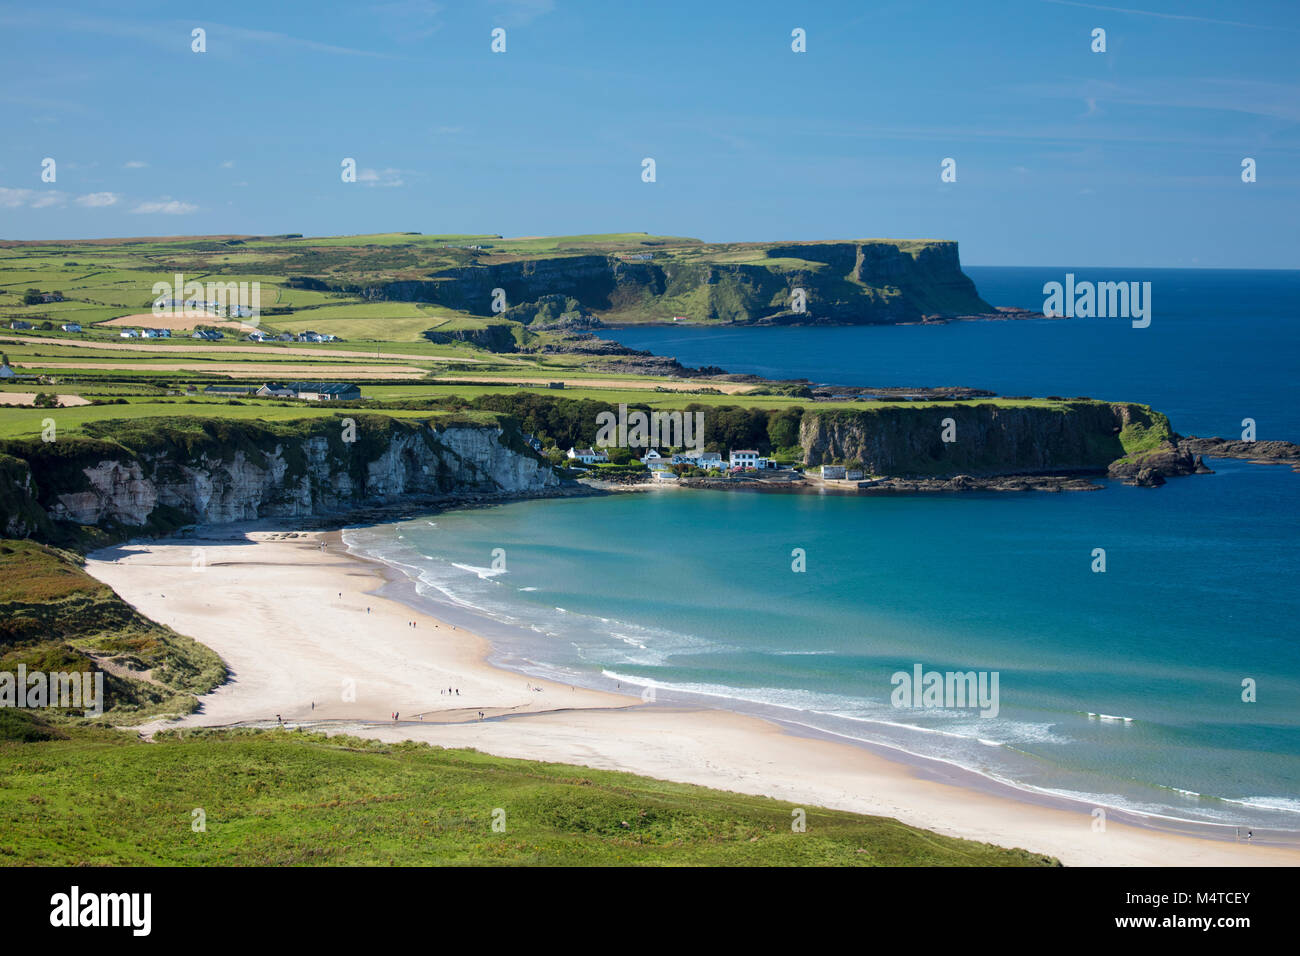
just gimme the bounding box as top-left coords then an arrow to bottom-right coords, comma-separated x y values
0,415 -> 558,538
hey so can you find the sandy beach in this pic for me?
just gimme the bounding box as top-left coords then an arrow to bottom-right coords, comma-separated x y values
85,528 -> 1300,867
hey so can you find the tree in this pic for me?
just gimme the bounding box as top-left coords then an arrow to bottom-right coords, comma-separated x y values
767,406 -> 804,449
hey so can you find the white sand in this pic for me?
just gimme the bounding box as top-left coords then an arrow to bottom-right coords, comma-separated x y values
85,530 -> 1300,867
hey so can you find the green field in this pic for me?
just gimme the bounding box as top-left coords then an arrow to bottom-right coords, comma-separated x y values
0,720 -> 1056,867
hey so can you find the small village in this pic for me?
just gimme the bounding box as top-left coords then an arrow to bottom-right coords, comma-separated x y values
564,444 -> 868,484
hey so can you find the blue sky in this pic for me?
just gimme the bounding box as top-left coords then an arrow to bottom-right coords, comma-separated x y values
2,0 -> 1297,267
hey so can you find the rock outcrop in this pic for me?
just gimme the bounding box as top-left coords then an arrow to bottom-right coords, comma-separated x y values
799,401 -> 1194,480
1178,436 -> 1300,463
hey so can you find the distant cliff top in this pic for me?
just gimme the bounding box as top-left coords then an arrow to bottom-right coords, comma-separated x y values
0,231 -> 991,329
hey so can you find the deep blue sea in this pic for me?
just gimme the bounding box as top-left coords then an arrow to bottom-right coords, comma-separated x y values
595,267 -> 1300,440
346,268 -> 1300,832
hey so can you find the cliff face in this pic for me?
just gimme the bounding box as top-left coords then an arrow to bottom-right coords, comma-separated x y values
0,416 -> 558,537
799,402 -> 1193,478
332,241 -> 992,325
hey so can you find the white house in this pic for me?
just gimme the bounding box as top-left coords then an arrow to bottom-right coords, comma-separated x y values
567,447 -> 608,465
729,449 -> 760,470
640,450 -> 674,473
60,323 -> 82,333
9,320 -> 32,330
246,331 -> 269,342
119,329 -> 139,338
820,464 -> 847,480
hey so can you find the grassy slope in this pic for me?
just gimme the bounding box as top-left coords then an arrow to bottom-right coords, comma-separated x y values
0,540 -> 225,721
0,721 -> 1057,867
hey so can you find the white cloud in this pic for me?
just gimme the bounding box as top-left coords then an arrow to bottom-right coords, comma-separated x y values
132,199 -> 198,215
357,167 -> 405,188
0,187 -> 37,207
76,192 -> 120,207
123,160 -> 148,168
220,160 -> 235,168
0,187 -> 67,208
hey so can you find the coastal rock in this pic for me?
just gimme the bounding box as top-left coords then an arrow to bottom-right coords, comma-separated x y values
800,401 -> 1189,483
1178,436 -> 1300,463
858,475 -> 1101,494
1123,467 -> 1166,488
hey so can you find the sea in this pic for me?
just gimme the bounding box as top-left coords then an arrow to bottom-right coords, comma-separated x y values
343,267 -> 1300,835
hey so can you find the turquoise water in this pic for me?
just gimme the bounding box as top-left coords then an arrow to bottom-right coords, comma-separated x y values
345,268 -> 1300,831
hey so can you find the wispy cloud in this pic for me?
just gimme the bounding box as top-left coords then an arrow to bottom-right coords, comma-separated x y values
132,199 -> 198,214
0,187 -> 51,208
371,0 -> 445,40
123,160 -> 148,169
1017,77 -> 1300,124
1038,0 -> 1300,32
484,0 -> 556,27
357,167 -> 406,188
76,192 -> 120,207
0,11 -> 401,58
0,187 -> 121,209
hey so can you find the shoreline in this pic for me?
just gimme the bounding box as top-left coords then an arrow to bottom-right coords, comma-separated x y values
85,524 -> 1300,867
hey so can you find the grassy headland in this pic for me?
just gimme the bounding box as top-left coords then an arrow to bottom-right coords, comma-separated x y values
0,718 -> 1057,866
